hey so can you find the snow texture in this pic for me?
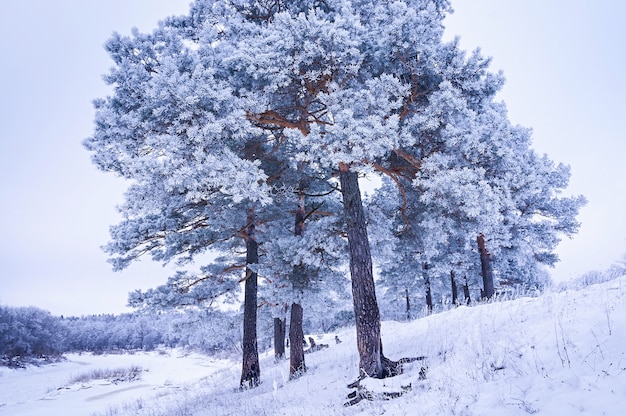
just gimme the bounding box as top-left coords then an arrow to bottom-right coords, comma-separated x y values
1,276 -> 625,415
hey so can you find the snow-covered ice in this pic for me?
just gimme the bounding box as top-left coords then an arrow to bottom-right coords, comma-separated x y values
0,350 -> 228,416
1,276 -> 625,415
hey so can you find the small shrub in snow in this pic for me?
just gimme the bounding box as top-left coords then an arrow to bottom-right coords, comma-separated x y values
67,365 -> 143,385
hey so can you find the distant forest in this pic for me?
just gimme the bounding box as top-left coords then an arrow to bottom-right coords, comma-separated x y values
0,301 -> 352,368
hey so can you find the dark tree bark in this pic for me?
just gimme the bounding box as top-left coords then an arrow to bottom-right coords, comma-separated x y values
450,270 -> 458,306
274,317 -> 286,361
289,302 -> 306,378
339,163 -> 392,379
405,288 -> 411,321
240,208 -> 260,389
423,263 -> 433,314
463,275 -> 471,305
289,188 -> 308,379
477,234 -> 495,299
425,277 -> 433,315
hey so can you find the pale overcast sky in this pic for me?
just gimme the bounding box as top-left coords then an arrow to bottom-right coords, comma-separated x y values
0,1 -> 624,316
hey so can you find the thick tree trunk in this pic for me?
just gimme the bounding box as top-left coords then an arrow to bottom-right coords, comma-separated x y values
477,234 -> 495,300
339,163 -> 388,379
288,187 -> 307,379
450,270 -> 458,306
274,317 -> 286,361
289,302 -> 306,378
240,208 -> 260,389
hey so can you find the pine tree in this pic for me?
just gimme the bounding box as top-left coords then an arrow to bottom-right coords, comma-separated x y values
372,40 -> 585,308
84,8 -> 274,388
86,0 -> 353,386
227,0 -> 457,380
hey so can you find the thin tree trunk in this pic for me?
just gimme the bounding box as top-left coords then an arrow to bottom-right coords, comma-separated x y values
274,317 -> 286,361
289,302 -> 306,378
240,208 -> 260,389
450,270 -> 458,306
425,277 -> 433,315
294,186 -> 306,237
423,263 -> 433,314
463,275 -> 471,305
477,234 -> 495,300
339,163 -> 390,379
405,288 -> 411,321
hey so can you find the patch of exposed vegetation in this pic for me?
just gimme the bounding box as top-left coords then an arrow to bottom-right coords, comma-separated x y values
67,366 -> 143,385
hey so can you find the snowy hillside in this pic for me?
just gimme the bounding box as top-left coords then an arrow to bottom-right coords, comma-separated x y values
1,276 -> 625,416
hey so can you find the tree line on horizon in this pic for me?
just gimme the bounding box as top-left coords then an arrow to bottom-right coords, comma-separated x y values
0,300 -> 356,368
3,256 -> 625,369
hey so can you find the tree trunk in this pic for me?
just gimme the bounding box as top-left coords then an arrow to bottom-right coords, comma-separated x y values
405,288 -> 411,321
423,263 -> 432,314
294,186 -> 306,237
288,187 -> 308,379
425,277 -> 433,315
289,302 -> 306,378
463,275 -> 471,305
339,163 -> 389,379
274,317 -> 286,361
450,270 -> 458,306
477,234 -> 495,300
240,208 -> 260,389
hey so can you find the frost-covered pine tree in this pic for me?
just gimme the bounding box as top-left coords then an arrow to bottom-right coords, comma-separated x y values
85,0 -> 353,388
223,0 -> 455,379
210,0 -> 352,380
367,38 -> 504,313
372,38 -> 585,307
484,121 -> 587,289
83,5 -> 280,388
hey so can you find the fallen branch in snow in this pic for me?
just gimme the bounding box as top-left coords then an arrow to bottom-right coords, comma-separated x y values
347,356 -> 427,388
344,384 -> 412,406
345,356 -> 427,406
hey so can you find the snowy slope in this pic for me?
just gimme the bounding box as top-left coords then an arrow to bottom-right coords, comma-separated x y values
1,276 -> 625,416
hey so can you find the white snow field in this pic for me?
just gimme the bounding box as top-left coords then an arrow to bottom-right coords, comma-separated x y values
1,276 -> 625,416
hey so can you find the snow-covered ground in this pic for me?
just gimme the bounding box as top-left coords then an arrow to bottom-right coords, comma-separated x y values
1,276 -> 625,415
0,350 -> 225,416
